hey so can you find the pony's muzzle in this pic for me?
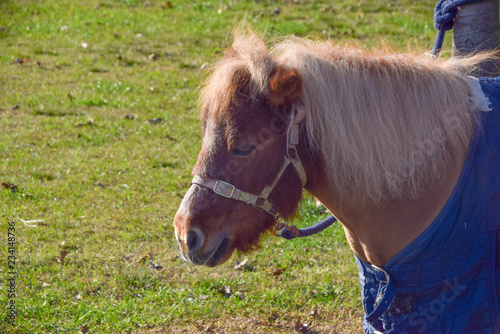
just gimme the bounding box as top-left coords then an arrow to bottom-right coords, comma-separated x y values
175,226 -> 232,266
173,191 -> 236,266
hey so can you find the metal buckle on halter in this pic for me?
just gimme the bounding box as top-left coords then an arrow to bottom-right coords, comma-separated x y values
213,180 -> 236,198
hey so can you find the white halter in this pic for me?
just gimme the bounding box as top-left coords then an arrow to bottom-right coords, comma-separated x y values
192,104 -> 307,218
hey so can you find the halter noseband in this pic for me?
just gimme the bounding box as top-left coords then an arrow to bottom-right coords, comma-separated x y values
192,104 -> 307,220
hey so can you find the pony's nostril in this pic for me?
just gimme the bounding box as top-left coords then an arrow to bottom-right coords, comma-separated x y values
186,229 -> 203,253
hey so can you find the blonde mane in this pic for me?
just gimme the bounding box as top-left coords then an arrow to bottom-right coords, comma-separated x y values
201,31 -> 490,203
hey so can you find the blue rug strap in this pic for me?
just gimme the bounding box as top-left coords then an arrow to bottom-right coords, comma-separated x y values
278,215 -> 337,240
365,265 -> 397,323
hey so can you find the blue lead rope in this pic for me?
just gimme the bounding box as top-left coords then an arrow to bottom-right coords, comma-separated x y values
432,0 -> 487,55
279,215 -> 337,239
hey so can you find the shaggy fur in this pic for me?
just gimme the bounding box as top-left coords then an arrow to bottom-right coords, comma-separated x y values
200,29 -> 493,203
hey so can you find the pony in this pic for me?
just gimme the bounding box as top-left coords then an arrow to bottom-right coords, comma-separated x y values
173,29 -> 500,333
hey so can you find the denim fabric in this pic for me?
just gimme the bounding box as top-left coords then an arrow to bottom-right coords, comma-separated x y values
356,77 -> 500,333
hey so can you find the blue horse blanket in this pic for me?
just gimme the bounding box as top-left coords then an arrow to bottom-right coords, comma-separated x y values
356,77 -> 500,333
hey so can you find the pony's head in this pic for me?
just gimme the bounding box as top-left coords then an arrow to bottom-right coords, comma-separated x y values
173,32 -> 307,267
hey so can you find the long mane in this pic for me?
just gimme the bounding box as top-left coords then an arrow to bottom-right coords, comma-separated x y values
201,31 -> 491,203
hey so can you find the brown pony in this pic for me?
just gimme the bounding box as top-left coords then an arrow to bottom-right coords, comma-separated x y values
174,29 -> 490,267
173,28 -> 500,332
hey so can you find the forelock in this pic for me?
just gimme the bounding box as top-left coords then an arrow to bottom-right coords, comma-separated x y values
199,31 -> 277,122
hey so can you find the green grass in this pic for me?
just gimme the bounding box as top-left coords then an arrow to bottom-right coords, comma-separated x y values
1,0 -> 441,332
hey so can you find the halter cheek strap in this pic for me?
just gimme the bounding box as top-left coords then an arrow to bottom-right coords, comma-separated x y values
192,104 -> 307,219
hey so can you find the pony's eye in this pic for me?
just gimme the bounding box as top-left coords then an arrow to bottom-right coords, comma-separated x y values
232,146 -> 256,156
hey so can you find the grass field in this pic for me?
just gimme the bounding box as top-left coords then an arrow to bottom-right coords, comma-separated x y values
1,1 -> 441,333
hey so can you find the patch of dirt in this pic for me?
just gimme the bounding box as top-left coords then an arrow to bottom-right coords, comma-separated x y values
140,312 -> 363,333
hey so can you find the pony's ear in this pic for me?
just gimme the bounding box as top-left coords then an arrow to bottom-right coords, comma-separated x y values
268,65 -> 302,107
224,46 -> 238,58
